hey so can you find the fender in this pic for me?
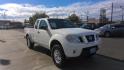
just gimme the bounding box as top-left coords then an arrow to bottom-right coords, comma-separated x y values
49,34 -> 66,49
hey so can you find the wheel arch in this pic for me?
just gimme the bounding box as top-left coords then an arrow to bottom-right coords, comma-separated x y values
50,40 -> 63,50
25,33 -> 34,42
26,34 -> 29,38
50,39 -> 66,59
49,34 -> 65,50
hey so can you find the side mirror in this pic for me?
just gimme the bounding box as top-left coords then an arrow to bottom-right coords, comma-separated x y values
39,26 -> 48,30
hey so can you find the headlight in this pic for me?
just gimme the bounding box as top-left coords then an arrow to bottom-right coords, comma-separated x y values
66,35 -> 82,43
95,29 -> 101,35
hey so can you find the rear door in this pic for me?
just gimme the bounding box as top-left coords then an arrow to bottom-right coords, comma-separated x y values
112,24 -> 124,36
118,24 -> 124,36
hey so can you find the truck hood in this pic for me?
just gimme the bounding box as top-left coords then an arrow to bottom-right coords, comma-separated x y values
51,28 -> 96,35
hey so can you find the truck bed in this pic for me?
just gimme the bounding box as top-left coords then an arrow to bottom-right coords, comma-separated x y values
24,27 -> 34,34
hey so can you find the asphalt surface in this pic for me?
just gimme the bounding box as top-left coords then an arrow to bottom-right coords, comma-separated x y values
98,37 -> 124,61
0,29 -> 124,70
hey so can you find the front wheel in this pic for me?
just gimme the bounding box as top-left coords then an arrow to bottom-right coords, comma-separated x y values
104,32 -> 111,37
51,44 -> 66,68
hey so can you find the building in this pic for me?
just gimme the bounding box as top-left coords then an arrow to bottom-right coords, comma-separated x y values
0,20 -> 10,29
10,21 -> 24,28
0,20 -> 23,29
87,18 -> 100,24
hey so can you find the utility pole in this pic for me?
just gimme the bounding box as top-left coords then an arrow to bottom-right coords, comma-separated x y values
120,6 -> 124,22
86,11 -> 89,23
3,11 -> 6,19
111,3 -> 113,23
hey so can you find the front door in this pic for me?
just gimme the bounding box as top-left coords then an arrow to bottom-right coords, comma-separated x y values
37,20 -> 51,48
33,20 -> 40,43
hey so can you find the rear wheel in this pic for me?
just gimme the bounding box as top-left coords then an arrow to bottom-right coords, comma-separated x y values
51,44 -> 66,68
26,36 -> 34,49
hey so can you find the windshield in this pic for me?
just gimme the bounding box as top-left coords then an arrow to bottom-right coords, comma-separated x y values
100,24 -> 110,28
48,19 -> 77,29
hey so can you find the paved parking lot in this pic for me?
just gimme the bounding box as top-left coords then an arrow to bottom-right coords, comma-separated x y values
0,29 -> 124,70
98,37 -> 124,61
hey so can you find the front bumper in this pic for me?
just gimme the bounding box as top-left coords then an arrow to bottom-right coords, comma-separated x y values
62,39 -> 100,58
80,45 -> 98,57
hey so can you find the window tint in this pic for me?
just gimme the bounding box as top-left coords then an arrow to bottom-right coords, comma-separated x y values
104,25 -> 110,28
35,20 -> 39,29
112,24 -> 124,28
39,20 -> 47,29
48,19 -> 77,29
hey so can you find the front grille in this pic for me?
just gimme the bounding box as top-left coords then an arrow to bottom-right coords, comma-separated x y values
86,35 -> 95,42
80,46 -> 98,56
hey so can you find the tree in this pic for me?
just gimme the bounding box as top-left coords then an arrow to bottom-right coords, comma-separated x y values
29,12 -> 49,24
24,19 -> 29,23
68,14 -> 81,24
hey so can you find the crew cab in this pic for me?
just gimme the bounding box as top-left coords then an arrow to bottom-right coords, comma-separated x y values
25,18 -> 100,67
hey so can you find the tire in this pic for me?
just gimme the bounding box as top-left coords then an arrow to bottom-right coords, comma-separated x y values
104,32 -> 110,37
51,44 -> 66,68
26,36 -> 34,49
86,53 -> 96,58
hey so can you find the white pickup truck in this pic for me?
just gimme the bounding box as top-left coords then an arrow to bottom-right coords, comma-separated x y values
25,18 -> 100,67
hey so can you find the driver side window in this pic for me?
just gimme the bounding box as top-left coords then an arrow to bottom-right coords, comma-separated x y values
39,20 -> 47,29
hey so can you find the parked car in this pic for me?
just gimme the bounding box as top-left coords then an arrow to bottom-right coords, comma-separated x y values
95,24 -> 124,37
25,18 -> 100,67
76,23 -> 85,27
80,23 -> 98,30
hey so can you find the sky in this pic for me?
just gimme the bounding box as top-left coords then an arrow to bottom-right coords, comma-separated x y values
0,0 -> 123,21
0,0 -> 104,7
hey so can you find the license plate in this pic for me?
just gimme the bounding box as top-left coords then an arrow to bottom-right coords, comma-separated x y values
90,48 -> 96,54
